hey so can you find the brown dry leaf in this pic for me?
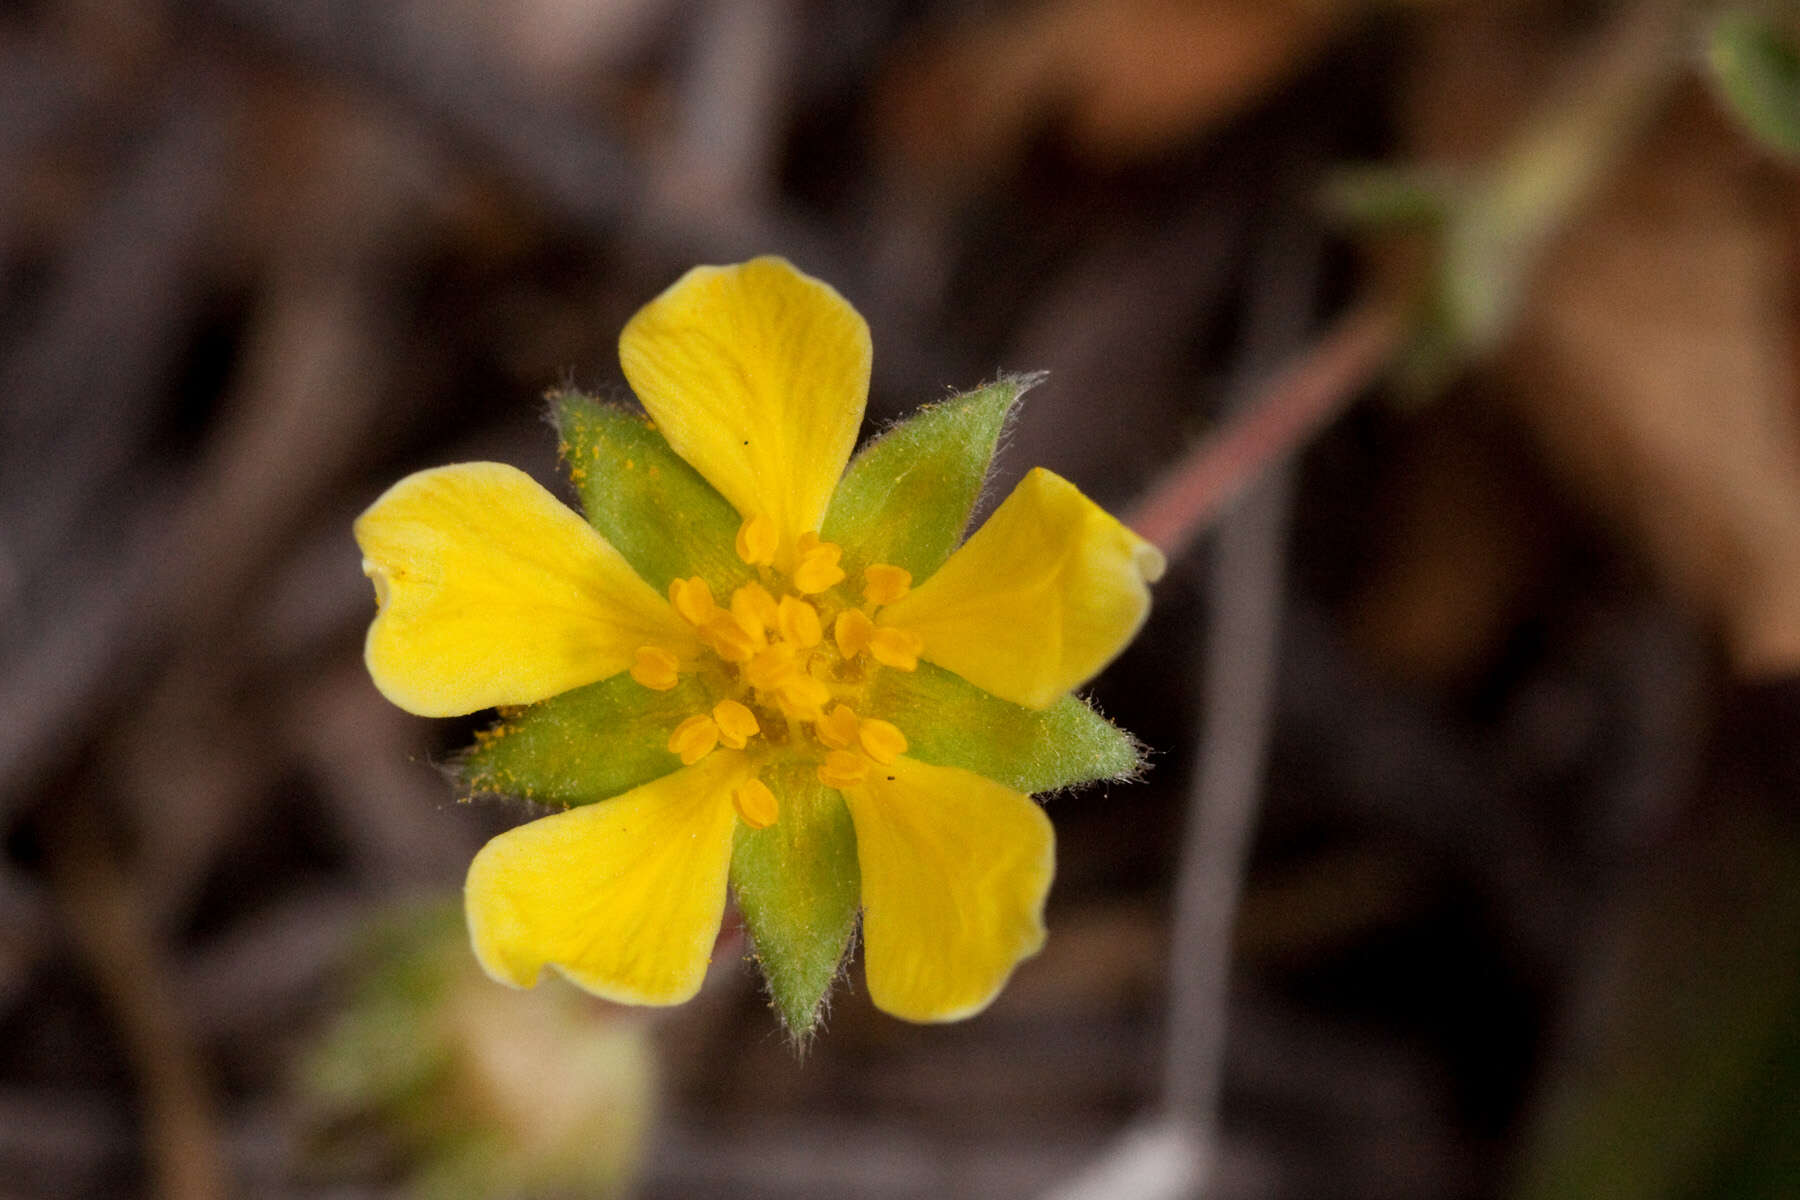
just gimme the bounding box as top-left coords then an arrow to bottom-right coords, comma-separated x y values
1399,0 -> 1586,164
881,0 -> 1353,177
1497,90 -> 1800,675
1350,402 -> 1556,685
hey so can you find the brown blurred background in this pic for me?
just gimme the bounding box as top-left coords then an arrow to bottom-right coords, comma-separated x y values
3,0 -> 1798,1197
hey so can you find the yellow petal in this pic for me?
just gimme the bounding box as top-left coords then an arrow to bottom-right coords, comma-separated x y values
877,468 -> 1166,709
355,463 -> 691,717
841,757 -> 1053,1022
619,257 -> 871,547
464,752 -> 748,1005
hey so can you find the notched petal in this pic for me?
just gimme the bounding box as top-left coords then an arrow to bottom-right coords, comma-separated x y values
842,758 -> 1053,1023
878,468 -> 1164,709
355,462 -> 693,717
619,257 -> 870,549
465,753 -> 749,1005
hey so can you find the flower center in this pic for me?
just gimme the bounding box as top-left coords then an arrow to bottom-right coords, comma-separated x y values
627,516 -> 925,827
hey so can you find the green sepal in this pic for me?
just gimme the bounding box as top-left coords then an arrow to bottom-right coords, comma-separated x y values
866,662 -> 1142,794
821,374 -> 1036,581
1707,12 -> 1800,160
456,673 -> 703,807
729,760 -> 862,1040
552,390 -> 752,593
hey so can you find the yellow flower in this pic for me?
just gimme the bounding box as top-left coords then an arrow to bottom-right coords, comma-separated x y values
355,257 -> 1164,1028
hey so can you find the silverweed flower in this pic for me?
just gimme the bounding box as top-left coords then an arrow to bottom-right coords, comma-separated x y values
355,258 -> 1164,1033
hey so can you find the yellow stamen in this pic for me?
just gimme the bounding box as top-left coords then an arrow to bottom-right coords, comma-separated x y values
834,608 -> 875,658
667,714 -> 720,765
744,642 -> 799,691
668,576 -> 717,626
630,645 -> 681,691
817,749 -> 869,789
731,582 -> 779,638
816,703 -> 860,749
858,718 -> 908,764
777,595 -> 823,648
735,513 -> 778,566
776,673 -> 830,717
793,539 -> 846,594
862,563 -> 912,606
871,629 -> 928,676
732,778 -> 779,829
701,612 -> 758,663
869,626 -> 924,671
712,699 -> 761,749
796,531 -> 822,555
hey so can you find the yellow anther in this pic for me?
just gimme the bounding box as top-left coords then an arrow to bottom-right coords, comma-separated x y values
744,642 -> 799,691
701,612 -> 758,663
858,718 -> 908,764
629,645 -> 681,691
732,778 -> 779,829
868,625 -> 924,671
776,672 -> 831,717
668,576 -> 717,626
796,531 -> 822,555
816,703 -> 861,749
834,608 -> 875,658
863,563 -> 912,606
712,699 -> 760,749
667,714 -> 720,765
817,749 -> 869,789
793,540 -> 846,594
777,595 -> 823,648
731,582 -> 779,638
735,513 -> 779,566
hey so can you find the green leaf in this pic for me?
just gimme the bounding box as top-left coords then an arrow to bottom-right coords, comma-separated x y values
1708,12 -> 1800,160
552,391 -> 751,593
303,904 -> 461,1111
456,673 -> 703,806
866,662 -> 1142,794
822,375 -> 1035,581
1507,804 -> 1800,1200
1322,164 -> 1456,230
730,761 -> 861,1039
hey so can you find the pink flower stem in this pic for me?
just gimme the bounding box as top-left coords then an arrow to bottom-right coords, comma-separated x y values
1125,295 -> 1409,560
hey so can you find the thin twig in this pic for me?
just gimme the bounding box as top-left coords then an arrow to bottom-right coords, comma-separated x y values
1160,438 -> 1296,1131
1125,293 -> 1404,560
1047,188 -> 1327,1200
1162,199 -> 1318,1174
50,816 -> 229,1200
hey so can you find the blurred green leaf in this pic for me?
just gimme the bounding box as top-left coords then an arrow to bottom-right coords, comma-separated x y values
1512,812 -> 1800,1200
1707,12 -> 1800,160
303,902 -> 653,1199
1323,164 -> 1455,230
